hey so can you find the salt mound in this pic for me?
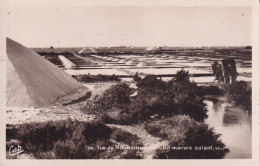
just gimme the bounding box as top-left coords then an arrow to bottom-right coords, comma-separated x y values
58,55 -> 77,69
112,58 -> 119,62
6,38 -> 89,108
126,60 -> 135,65
78,47 -> 97,54
136,62 -> 148,67
89,48 -> 97,53
161,55 -> 168,58
119,59 -> 127,63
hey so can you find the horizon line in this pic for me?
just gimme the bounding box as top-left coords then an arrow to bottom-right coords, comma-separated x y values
29,45 -> 252,49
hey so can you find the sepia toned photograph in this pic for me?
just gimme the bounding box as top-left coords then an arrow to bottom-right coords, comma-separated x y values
2,0 -> 259,163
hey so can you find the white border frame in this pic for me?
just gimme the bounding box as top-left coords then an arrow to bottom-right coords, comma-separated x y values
0,0 -> 259,166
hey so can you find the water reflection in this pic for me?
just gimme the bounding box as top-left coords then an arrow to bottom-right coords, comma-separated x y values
205,97 -> 252,159
211,98 -> 222,112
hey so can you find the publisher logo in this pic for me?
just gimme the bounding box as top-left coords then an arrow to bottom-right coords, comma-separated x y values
9,144 -> 24,156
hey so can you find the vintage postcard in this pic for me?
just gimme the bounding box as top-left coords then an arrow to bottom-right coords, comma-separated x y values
0,0 -> 259,166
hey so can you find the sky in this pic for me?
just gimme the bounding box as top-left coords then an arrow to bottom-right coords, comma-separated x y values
5,2 -> 252,47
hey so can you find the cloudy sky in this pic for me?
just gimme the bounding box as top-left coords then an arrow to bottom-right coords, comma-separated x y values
5,1 -> 252,47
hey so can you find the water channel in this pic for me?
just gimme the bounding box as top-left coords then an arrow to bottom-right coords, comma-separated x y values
205,97 -> 251,159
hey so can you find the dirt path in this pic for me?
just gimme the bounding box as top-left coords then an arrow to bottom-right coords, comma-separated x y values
107,124 -> 168,159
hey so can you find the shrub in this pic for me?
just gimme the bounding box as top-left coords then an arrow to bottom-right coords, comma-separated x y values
81,83 -> 133,114
97,73 -> 207,124
110,128 -> 143,147
53,139 -> 122,159
145,115 -> 229,159
167,80 -> 208,121
81,122 -> 113,142
175,69 -> 190,83
52,138 -> 121,159
82,72 -> 208,124
6,125 -> 18,141
6,120 -> 112,158
14,120 -> 71,152
53,125 -> 144,159
174,103 -> 208,122
99,109 -> 139,125
120,150 -> 143,159
145,115 -> 197,140
225,81 -> 251,111
106,83 -> 132,106
136,75 -> 168,94
123,73 -> 206,122
168,81 -> 204,104
133,72 -> 142,82
72,74 -> 121,83
6,119 -> 144,159
202,85 -> 222,96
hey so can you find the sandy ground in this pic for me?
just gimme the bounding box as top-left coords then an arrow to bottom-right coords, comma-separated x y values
6,82 -> 116,125
6,107 -> 95,125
